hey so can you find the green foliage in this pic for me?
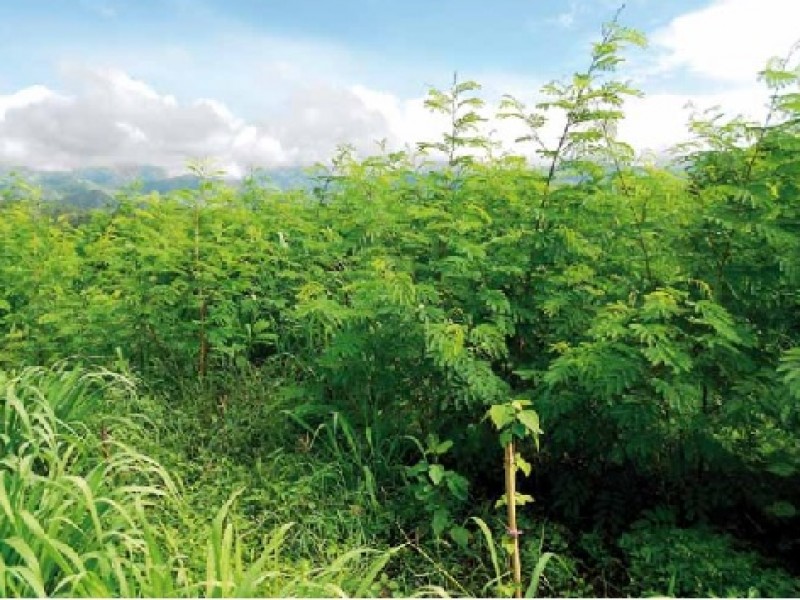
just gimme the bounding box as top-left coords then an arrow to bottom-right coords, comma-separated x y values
487,398 -> 542,451
0,366 -> 397,597
2,15 -> 800,598
499,8 -> 645,189
619,511 -> 799,597
404,435 -> 469,543
418,72 -> 491,167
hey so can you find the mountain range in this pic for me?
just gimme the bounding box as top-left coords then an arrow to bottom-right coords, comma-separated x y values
0,165 -> 313,208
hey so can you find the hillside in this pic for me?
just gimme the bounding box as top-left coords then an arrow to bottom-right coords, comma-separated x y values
0,165 -> 313,207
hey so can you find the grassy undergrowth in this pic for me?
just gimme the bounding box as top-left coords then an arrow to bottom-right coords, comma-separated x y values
0,364 -> 595,597
0,366 -> 408,597
11,363 -> 793,598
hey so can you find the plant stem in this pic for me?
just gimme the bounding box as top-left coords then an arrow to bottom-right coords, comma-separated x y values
505,441 -> 522,598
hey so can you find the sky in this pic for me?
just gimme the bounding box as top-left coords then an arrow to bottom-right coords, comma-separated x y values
0,0 -> 798,175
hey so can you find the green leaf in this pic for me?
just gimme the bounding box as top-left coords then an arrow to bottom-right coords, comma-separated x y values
511,422 -> 527,439
488,403 -> 515,430
434,439 -> 454,455
445,473 -> 469,501
499,430 -> 513,447
428,464 -> 445,486
517,409 -> 542,436
450,525 -> 471,548
525,552 -> 558,598
511,398 -> 532,410
514,493 -> 535,506
516,454 -> 532,477
432,509 -> 450,537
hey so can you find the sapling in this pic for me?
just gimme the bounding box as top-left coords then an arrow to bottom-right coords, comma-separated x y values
487,399 -> 543,598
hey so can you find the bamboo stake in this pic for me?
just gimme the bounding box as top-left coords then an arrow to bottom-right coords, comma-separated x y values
505,441 -> 522,598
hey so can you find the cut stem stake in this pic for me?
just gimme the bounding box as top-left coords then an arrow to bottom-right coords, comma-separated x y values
505,441 -> 522,598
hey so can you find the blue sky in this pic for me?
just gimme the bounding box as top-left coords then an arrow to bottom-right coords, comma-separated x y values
0,0 -> 798,173
0,0 -> 702,105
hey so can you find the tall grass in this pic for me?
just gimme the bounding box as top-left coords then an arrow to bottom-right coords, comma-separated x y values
0,366 -> 394,597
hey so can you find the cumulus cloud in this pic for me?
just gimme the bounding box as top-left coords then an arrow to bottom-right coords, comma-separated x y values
0,86 -> 58,120
264,83 -> 402,165
0,64 -> 770,174
651,0 -> 800,84
2,0 -> 796,173
611,0 -> 797,153
350,85 -> 448,147
618,88 -> 770,153
0,68 -> 246,173
0,67 -> 428,175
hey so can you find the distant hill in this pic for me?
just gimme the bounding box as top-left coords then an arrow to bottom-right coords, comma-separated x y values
0,165 -> 314,208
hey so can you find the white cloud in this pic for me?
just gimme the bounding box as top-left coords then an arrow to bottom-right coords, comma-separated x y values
115,121 -> 147,143
350,85 -> 446,148
651,0 -> 800,84
618,88 -> 770,153
615,0 -> 798,153
0,68 -> 252,172
2,0 -> 796,174
0,68 -> 426,174
1,65 -> 768,173
0,86 -> 59,120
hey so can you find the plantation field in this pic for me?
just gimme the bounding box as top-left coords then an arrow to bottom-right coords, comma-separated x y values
1,21 -> 799,598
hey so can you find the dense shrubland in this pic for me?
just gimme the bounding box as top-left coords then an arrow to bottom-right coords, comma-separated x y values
1,18 -> 799,597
